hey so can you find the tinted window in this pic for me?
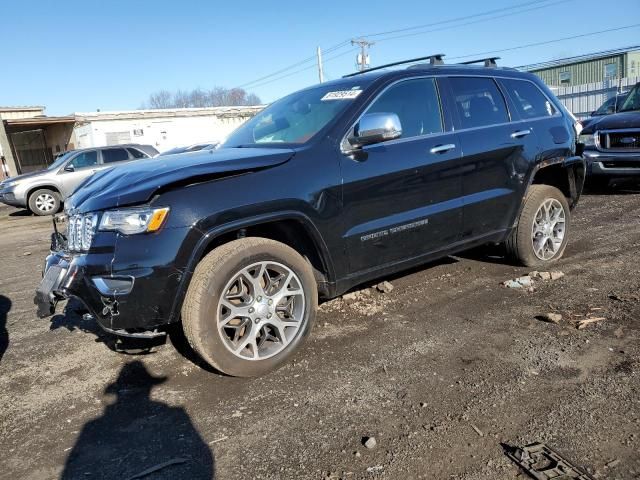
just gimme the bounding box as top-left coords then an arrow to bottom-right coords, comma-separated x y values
501,79 -> 556,118
102,148 -> 130,163
127,148 -> 146,159
366,78 -> 442,138
69,151 -> 98,169
449,77 -> 509,129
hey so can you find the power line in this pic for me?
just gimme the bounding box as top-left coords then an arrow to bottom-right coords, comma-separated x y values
371,0 -> 573,44
447,24 -> 640,62
246,48 -> 359,90
361,0 -> 555,38
236,0 -> 570,89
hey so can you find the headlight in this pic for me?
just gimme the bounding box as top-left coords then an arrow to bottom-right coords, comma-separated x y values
99,207 -> 169,235
578,133 -> 596,147
0,179 -> 18,189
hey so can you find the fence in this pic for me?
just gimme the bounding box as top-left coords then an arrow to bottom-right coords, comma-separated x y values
549,77 -> 639,119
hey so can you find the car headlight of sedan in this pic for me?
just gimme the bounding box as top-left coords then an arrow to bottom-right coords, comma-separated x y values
578,133 -> 596,147
99,207 -> 170,235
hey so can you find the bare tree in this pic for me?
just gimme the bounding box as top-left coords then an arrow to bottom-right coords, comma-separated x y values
142,87 -> 261,109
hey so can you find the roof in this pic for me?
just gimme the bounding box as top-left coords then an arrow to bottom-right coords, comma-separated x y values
0,106 -> 45,112
518,45 -> 640,72
4,115 -> 75,129
74,106 -> 265,122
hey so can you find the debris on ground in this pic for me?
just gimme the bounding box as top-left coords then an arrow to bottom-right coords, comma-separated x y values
576,317 -> 606,330
539,312 -> 563,324
376,281 -> 394,293
503,442 -> 594,479
550,271 -> 565,280
124,458 -> 188,480
503,276 -> 533,288
605,458 -> 621,469
363,436 -> 377,449
470,423 -> 484,437
366,465 -> 384,473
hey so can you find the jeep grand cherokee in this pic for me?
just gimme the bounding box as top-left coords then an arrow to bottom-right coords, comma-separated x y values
35,55 -> 585,377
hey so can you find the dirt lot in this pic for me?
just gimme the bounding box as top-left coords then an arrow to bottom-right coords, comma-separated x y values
0,186 -> 639,480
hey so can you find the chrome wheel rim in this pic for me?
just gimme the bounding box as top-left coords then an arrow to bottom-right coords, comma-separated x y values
531,198 -> 565,260
216,261 -> 305,360
35,193 -> 56,212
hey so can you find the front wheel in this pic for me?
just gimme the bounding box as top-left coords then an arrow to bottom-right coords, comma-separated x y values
505,185 -> 570,267
182,238 -> 317,377
28,188 -> 61,216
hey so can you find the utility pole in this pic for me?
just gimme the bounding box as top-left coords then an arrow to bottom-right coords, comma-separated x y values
316,46 -> 324,83
351,38 -> 374,71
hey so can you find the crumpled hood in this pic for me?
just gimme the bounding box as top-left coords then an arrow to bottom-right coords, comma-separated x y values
67,147 -> 295,213
581,111 -> 640,133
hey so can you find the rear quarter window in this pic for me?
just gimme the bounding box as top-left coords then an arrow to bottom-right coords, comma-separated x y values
501,79 -> 556,119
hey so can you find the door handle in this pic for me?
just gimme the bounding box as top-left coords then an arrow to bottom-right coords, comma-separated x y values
430,143 -> 456,154
510,129 -> 531,139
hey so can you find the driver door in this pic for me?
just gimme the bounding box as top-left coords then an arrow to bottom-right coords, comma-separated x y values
340,77 -> 463,274
58,150 -> 100,198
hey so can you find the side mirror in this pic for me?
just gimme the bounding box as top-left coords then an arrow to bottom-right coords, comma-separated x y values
606,106 -> 615,114
64,164 -> 75,172
349,112 -> 402,148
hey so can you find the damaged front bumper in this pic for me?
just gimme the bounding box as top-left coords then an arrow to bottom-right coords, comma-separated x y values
34,227 -> 189,333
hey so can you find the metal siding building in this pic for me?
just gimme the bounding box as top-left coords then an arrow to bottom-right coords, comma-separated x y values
520,46 -> 640,86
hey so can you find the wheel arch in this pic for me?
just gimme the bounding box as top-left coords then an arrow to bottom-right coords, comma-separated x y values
168,211 -> 336,323
529,156 -> 585,209
27,184 -> 62,203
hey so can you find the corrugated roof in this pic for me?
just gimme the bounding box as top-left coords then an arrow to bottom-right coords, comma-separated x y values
518,45 -> 640,72
74,106 -> 264,122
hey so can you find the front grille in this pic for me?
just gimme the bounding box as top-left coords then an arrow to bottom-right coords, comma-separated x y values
599,130 -> 640,151
65,213 -> 97,252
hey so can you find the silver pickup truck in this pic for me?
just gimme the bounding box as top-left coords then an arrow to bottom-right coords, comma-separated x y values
0,144 -> 158,215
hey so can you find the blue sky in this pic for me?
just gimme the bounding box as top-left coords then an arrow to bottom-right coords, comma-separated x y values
1,0 -> 638,115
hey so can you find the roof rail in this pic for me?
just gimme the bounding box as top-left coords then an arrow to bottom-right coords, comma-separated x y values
458,57 -> 500,68
342,53 -> 446,78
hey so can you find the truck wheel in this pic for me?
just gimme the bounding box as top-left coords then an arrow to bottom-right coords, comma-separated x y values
182,237 -> 317,377
28,189 -> 61,215
505,185 -> 570,267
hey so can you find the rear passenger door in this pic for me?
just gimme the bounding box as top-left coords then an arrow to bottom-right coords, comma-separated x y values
341,77 -> 463,273
100,147 -> 133,166
446,76 -> 538,240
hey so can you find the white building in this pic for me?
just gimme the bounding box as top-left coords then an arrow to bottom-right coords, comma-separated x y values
0,105 -> 264,175
73,106 -> 263,153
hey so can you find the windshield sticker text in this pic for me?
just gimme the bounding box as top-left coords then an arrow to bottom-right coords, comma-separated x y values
321,90 -> 362,101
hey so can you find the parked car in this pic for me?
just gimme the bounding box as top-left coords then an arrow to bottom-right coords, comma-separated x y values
0,144 -> 158,215
579,82 -> 640,187
35,56 -> 585,376
159,142 -> 219,156
591,91 -> 629,117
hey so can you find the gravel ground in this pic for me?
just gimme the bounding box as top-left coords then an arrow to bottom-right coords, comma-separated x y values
0,185 -> 639,480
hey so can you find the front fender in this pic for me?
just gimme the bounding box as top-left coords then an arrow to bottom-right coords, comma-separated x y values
166,210 -> 336,323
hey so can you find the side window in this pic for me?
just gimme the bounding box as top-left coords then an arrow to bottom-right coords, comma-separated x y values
366,78 -> 443,138
127,148 -> 146,159
68,151 -> 98,169
501,79 -> 556,119
449,77 -> 509,129
102,148 -> 130,163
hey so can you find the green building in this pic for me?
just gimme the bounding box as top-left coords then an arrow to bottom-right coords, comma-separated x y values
520,46 -> 640,87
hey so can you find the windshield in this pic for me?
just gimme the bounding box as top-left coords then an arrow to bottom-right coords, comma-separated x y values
222,82 -> 368,147
47,151 -> 75,170
619,84 -> 640,112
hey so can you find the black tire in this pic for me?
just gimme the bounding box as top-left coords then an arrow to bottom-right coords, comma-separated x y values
505,185 -> 570,267
182,237 -> 317,377
28,188 -> 61,216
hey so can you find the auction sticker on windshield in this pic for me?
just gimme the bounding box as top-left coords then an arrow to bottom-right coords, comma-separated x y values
321,90 -> 362,101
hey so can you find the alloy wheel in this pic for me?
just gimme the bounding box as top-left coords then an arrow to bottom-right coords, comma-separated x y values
35,193 -> 56,212
216,261 -> 305,360
531,198 -> 566,260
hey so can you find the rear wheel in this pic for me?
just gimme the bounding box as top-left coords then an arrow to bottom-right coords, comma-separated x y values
28,188 -> 61,216
505,185 -> 570,267
182,237 -> 317,377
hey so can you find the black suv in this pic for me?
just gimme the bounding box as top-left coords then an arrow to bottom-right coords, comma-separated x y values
579,81 -> 640,187
35,56 -> 585,377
